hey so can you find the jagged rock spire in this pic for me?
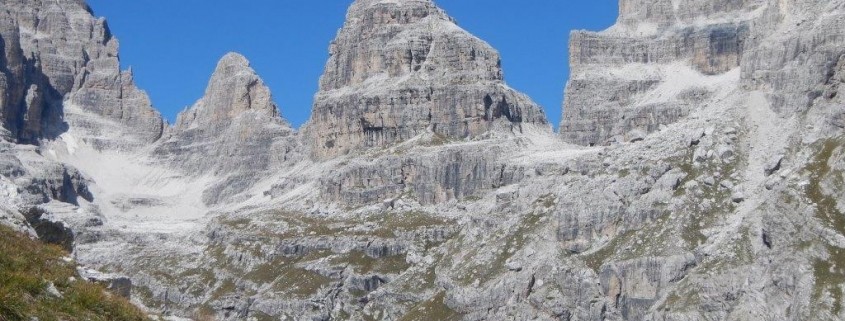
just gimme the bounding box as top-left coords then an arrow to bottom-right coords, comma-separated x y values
307,0 -> 549,159
175,52 -> 279,129
0,0 -> 164,149
155,53 -> 299,182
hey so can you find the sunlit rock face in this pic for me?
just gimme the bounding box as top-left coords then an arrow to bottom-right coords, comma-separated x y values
173,53 -> 280,130
561,0 -> 845,146
3,0 -> 845,320
307,0 -> 549,160
152,53 -> 302,204
560,0 -> 765,146
0,0 -> 164,148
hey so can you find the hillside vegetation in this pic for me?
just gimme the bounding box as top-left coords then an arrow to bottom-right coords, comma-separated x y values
0,225 -> 150,321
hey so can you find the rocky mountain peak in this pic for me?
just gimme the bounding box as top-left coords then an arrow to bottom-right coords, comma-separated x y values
346,0 -> 446,22
0,0 -> 164,150
347,0 -> 445,21
154,52 -> 299,184
216,52 -> 252,70
175,52 -> 279,129
307,0 -> 549,159
4,0 -> 845,320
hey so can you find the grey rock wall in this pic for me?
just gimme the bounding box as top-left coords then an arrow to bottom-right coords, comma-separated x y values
560,1 -> 758,146
2,0 -> 845,320
562,0 -> 845,147
741,0 -> 845,114
153,53 -> 301,204
320,144 -> 526,206
0,0 -> 164,148
307,0 -> 549,159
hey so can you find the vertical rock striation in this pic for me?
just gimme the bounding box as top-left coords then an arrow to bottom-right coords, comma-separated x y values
561,0 -> 845,146
307,0 -> 549,159
153,53 -> 300,204
173,53 -> 280,130
0,0 -> 164,148
3,0 -> 845,320
560,0 -> 762,146
741,0 -> 845,116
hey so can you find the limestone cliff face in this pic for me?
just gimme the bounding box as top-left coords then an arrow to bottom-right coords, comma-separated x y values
741,0 -> 845,116
560,0 -> 761,146
561,0 -> 845,146
154,53 -> 300,193
307,0 -> 549,159
0,0 -> 164,148
616,0 -> 765,28
173,53 -> 279,129
5,1 -> 845,321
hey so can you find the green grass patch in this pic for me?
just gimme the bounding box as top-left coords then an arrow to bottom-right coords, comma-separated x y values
222,210 -> 454,241
0,225 -> 150,321
806,139 -> 845,314
422,133 -> 454,147
330,251 -> 410,275
668,146 -> 741,248
455,204 -> 547,285
806,140 -> 845,236
397,292 -> 462,321
814,247 -> 845,315
582,229 -> 635,273
242,251 -> 334,298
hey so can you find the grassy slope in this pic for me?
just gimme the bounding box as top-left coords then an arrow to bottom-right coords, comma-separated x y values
0,225 -> 150,321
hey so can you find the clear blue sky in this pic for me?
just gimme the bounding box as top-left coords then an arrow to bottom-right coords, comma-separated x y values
86,1 -> 618,129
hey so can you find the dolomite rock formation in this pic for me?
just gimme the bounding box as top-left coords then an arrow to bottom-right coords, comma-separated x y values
0,0 -> 164,149
153,53 -> 302,205
320,143 -> 529,206
741,0 -> 845,116
3,0 -> 845,320
307,0 -> 549,159
560,0 -> 759,146
173,53 -> 279,129
155,53 -> 297,173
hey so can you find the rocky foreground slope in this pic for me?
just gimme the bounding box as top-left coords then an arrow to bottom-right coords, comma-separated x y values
1,0 -> 845,320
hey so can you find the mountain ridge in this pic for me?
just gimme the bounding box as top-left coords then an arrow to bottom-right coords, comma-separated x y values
1,0 -> 845,320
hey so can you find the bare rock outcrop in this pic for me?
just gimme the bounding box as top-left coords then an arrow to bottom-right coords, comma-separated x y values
3,1 -> 845,320
153,53 -> 301,204
173,53 -> 280,130
320,143 -> 527,207
561,0 -> 845,147
0,0 -> 164,149
307,0 -> 549,159
741,0 -> 845,116
560,0 -> 759,146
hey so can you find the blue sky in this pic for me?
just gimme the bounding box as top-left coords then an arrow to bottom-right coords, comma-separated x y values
86,1 -> 618,129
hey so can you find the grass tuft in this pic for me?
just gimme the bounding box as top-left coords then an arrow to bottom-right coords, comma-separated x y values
0,225 -> 150,321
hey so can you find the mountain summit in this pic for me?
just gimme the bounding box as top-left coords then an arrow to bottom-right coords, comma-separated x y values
307,0 -> 549,159
1,0 -> 845,320
155,53 -> 298,180
175,52 -> 280,130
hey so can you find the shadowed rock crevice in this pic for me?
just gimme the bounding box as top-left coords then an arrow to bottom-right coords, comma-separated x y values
23,207 -> 75,252
0,21 -> 67,144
